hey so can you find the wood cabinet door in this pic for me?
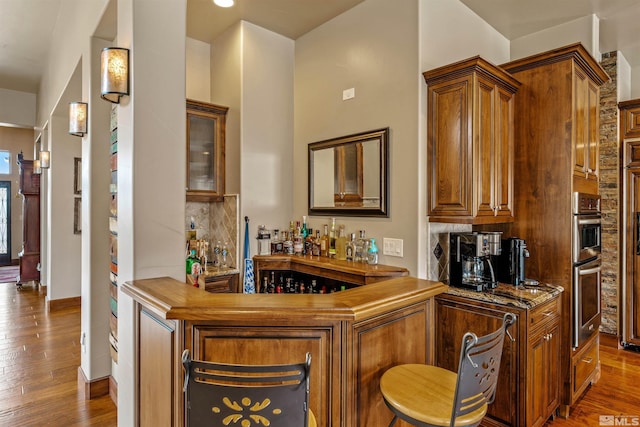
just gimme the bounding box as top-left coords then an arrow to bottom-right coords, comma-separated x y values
527,320 -> 560,427
623,167 -> 640,345
494,85 -> 515,219
573,68 -> 599,189
427,75 -> 472,218
474,76 -> 497,219
435,300 -> 519,427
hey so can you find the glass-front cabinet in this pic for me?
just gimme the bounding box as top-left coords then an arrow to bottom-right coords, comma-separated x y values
186,99 -> 228,202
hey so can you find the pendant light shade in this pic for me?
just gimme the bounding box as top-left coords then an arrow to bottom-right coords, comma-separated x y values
40,150 -> 50,169
69,102 -> 88,136
33,159 -> 42,175
101,47 -> 129,103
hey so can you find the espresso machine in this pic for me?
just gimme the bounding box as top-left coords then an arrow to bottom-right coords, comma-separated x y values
449,232 -> 501,291
494,237 -> 530,287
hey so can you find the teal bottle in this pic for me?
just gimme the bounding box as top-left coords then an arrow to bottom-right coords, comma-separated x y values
367,238 -> 379,265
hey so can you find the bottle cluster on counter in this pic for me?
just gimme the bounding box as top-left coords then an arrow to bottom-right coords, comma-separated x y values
256,216 -> 379,264
186,238 -> 229,276
260,271 -> 351,294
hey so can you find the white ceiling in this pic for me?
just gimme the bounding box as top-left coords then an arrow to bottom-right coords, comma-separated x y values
1,0 -> 640,94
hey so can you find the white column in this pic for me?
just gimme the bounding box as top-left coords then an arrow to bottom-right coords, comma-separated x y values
116,0 -> 186,424
79,36 -> 113,381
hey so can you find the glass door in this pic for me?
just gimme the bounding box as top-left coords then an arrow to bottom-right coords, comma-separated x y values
0,181 -> 11,266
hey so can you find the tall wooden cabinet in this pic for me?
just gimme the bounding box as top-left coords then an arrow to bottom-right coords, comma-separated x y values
499,43 -> 609,414
423,56 -> 520,224
620,98 -> 640,347
16,154 -> 40,285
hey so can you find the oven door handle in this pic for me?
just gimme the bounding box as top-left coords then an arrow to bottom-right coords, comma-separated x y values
577,265 -> 601,276
577,217 -> 601,226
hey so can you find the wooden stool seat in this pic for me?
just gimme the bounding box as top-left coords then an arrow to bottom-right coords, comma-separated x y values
380,364 -> 487,426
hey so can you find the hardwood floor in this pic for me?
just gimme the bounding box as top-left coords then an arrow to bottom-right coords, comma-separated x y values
0,278 -> 638,427
544,333 -> 640,427
0,281 -> 117,426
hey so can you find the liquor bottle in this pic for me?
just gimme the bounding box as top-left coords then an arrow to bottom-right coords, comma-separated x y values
213,241 -> 221,268
312,230 -> 321,257
283,231 -> 294,255
367,238 -> 379,265
271,229 -> 282,254
346,233 -> 356,261
221,242 -> 228,268
293,227 -> 304,256
262,276 -> 269,293
329,217 -> 337,258
305,228 -> 315,256
355,230 -> 368,263
186,249 -> 200,274
301,216 -> 309,243
336,226 -> 347,261
320,225 -> 330,257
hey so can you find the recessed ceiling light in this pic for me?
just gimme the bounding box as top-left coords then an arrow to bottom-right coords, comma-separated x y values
213,0 -> 234,7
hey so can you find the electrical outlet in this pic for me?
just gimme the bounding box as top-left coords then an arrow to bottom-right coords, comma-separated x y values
342,87 -> 355,100
383,238 -> 403,257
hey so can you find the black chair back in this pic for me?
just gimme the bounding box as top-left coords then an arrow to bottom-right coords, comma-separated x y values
182,350 -> 311,427
450,312 -> 516,426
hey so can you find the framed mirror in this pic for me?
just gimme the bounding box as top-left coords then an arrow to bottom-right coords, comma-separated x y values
308,127 -> 389,217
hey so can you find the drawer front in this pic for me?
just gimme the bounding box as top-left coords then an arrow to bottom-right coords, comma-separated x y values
573,335 -> 598,395
529,297 -> 561,329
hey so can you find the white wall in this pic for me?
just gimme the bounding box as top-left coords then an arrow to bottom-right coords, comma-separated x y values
295,0 -> 420,274
421,0 -> 510,70
0,89 -> 36,128
46,114 -> 82,300
186,37 -> 211,101
511,14 -> 600,62
618,51 -> 632,102
211,24 -> 242,196
241,22 -> 294,258
37,0 -> 109,128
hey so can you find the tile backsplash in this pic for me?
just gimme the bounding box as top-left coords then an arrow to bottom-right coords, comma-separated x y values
186,194 -> 239,269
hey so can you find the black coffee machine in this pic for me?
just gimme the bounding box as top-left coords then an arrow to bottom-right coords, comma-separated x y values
494,237 -> 529,286
449,232 -> 501,291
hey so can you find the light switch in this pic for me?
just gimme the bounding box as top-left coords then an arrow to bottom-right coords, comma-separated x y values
383,238 -> 403,257
343,87 -> 355,100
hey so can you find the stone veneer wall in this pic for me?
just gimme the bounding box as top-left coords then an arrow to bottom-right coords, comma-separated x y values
599,51 -> 619,335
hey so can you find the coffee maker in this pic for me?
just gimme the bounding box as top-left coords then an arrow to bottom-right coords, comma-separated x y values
494,237 -> 529,286
449,232 -> 501,291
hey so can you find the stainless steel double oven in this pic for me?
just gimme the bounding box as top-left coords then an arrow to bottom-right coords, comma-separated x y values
572,192 -> 602,348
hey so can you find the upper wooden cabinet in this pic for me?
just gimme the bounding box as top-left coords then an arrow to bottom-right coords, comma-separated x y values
186,99 -> 228,202
424,57 -> 520,224
501,43 -> 609,195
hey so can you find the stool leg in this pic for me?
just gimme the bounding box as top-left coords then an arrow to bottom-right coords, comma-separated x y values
388,415 -> 398,427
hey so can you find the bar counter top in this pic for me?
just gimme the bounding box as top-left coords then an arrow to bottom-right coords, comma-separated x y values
444,282 -> 564,309
122,275 -> 448,322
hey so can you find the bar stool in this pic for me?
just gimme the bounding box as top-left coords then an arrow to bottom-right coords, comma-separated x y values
379,312 -> 516,427
182,350 -> 316,427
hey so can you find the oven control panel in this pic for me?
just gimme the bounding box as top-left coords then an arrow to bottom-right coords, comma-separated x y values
573,192 -> 601,215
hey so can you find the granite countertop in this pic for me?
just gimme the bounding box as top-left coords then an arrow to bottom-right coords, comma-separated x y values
445,282 -> 564,309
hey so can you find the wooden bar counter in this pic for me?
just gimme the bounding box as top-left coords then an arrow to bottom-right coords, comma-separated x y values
122,273 -> 447,427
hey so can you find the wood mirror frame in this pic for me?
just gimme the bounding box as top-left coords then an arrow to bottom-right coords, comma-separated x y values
308,127 -> 389,217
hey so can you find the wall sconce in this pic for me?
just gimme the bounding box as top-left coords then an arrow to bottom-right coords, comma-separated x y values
214,0 -> 234,7
33,159 -> 42,175
69,102 -> 88,136
40,150 -> 50,169
100,47 -> 129,103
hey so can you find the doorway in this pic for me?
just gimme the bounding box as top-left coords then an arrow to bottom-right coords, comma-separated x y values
0,181 -> 11,266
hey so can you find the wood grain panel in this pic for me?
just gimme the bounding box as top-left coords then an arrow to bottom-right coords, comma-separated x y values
140,310 -> 176,427
353,303 -> 430,427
